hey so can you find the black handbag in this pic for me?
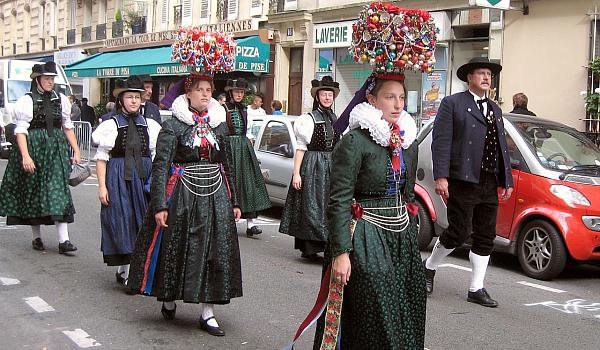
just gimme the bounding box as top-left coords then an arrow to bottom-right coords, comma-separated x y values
69,163 -> 91,187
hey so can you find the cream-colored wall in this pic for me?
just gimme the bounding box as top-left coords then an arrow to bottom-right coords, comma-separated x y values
502,0 -> 594,130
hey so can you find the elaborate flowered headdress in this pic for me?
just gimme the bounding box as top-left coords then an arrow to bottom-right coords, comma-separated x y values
334,2 -> 438,133
171,28 -> 237,90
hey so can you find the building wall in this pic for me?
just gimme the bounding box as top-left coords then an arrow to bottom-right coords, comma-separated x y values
502,0 -> 593,130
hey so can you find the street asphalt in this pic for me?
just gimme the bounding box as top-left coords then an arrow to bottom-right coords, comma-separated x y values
0,159 -> 599,349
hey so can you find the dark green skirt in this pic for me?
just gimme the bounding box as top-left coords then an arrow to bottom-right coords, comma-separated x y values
0,128 -> 75,225
314,197 -> 426,350
227,135 -> 271,215
280,150 -> 332,244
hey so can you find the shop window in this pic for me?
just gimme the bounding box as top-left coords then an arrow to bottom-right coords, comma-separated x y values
317,49 -> 333,73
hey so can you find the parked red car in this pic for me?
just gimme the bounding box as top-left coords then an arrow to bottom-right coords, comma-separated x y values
415,113 -> 600,280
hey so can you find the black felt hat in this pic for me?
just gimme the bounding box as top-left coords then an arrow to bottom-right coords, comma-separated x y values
224,78 -> 249,92
310,76 -> 340,99
112,76 -> 145,98
456,57 -> 502,82
30,61 -> 58,79
139,74 -> 153,83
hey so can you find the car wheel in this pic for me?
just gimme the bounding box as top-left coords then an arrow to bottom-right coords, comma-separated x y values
416,199 -> 434,250
517,220 -> 567,280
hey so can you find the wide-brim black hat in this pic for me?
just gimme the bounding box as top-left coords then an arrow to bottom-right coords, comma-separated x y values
457,57 -> 502,82
30,61 -> 58,79
113,76 -> 145,98
138,74 -> 153,83
225,78 -> 248,92
310,76 -> 340,99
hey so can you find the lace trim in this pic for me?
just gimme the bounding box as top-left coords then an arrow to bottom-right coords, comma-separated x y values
348,102 -> 391,147
171,95 -> 225,128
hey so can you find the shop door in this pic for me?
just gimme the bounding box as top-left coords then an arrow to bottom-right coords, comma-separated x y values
288,48 -> 303,115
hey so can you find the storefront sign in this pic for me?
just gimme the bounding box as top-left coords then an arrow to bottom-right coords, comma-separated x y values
313,21 -> 354,48
54,50 -> 86,66
104,20 -> 257,48
469,0 -> 510,10
235,36 -> 270,73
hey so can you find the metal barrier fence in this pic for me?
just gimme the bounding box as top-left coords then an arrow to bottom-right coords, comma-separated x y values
72,121 -> 92,165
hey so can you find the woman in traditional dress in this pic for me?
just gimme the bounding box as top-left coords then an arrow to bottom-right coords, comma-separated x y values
92,76 -> 161,286
223,79 -> 271,237
0,61 -> 80,254
128,30 -> 242,337
279,76 -> 341,259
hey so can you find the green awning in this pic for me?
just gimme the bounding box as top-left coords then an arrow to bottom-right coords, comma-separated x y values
65,36 -> 270,78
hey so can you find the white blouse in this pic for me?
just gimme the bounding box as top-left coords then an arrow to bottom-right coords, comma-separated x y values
293,114 -> 316,151
92,117 -> 161,161
14,92 -> 74,135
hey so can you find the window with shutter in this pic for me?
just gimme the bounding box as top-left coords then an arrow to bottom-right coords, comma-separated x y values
227,0 -> 238,21
250,0 -> 262,17
162,0 -> 169,24
182,0 -> 192,25
200,0 -> 210,24
48,1 -> 56,36
283,0 -> 297,11
70,1 -> 77,29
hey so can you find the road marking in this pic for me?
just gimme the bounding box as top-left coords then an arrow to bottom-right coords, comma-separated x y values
83,183 -> 99,187
62,329 -> 101,348
0,277 -> 20,285
517,281 -> 566,294
439,263 -> 472,272
23,296 -> 55,313
525,299 -> 600,320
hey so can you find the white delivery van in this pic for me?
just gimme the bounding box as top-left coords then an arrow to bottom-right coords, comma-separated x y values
0,59 -> 72,157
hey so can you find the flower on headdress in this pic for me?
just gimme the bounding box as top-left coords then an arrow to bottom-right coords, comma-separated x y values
350,2 -> 438,75
171,28 -> 237,74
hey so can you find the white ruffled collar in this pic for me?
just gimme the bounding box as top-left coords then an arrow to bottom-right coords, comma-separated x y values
348,102 -> 417,149
171,95 -> 225,128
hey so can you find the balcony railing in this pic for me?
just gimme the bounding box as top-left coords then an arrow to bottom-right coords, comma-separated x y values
112,21 -> 123,38
131,17 -> 147,35
96,23 -> 106,40
67,29 -> 76,45
81,26 -> 92,42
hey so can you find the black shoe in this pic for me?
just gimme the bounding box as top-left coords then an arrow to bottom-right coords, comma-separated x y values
423,260 -> 436,295
58,240 -> 77,254
161,302 -> 176,320
32,238 -> 45,251
116,271 -> 126,285
199,316 -> 225,336
467,288 -> 498,308
246,226 -> 262,237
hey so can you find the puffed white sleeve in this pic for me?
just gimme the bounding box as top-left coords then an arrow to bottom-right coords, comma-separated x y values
60,94 -> 74,130
293,114 -> 315,151
398,110 -> 417,149
91,119 -> 118,161
13,95 -> 34,135
146,119 -> 162,160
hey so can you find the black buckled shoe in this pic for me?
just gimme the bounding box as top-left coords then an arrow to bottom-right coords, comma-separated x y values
246,226 -> 262,237
467,288 -> 498,308
58,240 -> 77,254
32,238 -> 45,251
116,271 -> 126,285
199,316 -> 225,336
423,260 -> 436,295
161,302 -> 176,320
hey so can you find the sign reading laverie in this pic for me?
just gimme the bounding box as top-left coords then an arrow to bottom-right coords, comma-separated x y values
313,21 -> 354,49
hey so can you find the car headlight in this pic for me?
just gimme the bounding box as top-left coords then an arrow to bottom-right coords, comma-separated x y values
550,185 -> 591,207
582,216 -> 600,231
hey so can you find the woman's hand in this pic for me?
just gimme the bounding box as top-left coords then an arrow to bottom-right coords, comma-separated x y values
155,210 -> 168,228
98,185 -> 109,205
292,173 -> 302,190
22,156 -> 36,173
233,207 -> 241,221
332,252 -> 351,285
72,150 -> 81,165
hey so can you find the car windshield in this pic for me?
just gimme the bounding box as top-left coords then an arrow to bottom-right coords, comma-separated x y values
513,120 -> 600,170
7,80 -> 71,103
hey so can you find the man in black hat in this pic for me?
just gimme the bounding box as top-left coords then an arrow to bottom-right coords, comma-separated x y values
423,57 -> 514,307
138,75 -> 162,125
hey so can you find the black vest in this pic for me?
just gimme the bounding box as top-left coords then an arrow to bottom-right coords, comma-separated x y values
306,108 -> 340,152
109,114 -> 150,158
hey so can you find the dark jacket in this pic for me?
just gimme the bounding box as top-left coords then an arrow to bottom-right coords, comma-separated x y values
510,107 -> 536,116
81,104 -> 96,126
432,91 -> 513,188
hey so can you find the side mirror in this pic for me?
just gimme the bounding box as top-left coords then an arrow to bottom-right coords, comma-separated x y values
285,145 -> 294,158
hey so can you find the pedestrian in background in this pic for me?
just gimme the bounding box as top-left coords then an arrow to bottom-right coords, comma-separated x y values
0,61 -> 80,254
510,92 -> 536,116
423,57 -> 514,307
217,93 -> 227,106
279,76 -> 340,260
223,79 -> 271,237
247,92 -> 266,118
128,30 -> 242,336
139,75 -> 162,125
68,95 -> 81,121
271,99 -> 284,115
92,76 -> 161,287
80,97 -> 96,127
